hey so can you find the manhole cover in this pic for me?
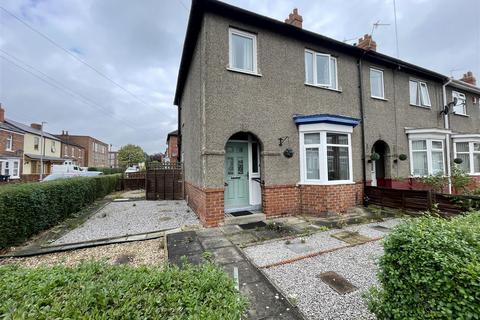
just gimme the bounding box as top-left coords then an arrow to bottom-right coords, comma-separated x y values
115,254 -> 135,264
370,225 -> 391,232
239,221 -> 267,230
318,271 -> 357,294
331,231 -> 371,245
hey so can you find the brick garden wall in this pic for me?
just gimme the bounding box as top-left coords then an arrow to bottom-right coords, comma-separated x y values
262,184 -> 300,218
185,181 -> 224,227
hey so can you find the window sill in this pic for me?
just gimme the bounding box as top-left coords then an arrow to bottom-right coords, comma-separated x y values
409,104 -> 431,109
226,67 -> 262,77
298,180 -> 355,186
371,96 -> 388,102
453,113 -> 470,117
304,83 -> 342,93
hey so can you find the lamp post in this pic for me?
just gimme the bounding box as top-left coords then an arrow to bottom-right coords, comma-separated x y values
39,121 -> 47,181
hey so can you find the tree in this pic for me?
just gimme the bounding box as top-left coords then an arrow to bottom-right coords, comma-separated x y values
117,144 -> 145,167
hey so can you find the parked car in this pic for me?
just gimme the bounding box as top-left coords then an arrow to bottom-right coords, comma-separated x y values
125,166 -> 139,173
41,172 -> 82,182
81,171 -> 103,177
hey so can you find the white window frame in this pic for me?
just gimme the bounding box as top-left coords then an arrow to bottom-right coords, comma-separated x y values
299,123 -> 353,185
228,28 -> 258,75
304,49 -> 338,89
452,91 -> 467,115
409,79 -> 431,107
6,134 -> 13,151
0,159 -> 20,179
409,138 -> 446,177
51,141 -> 56,153
370,68 -> 385,99
34,136 -> 40,151
453,139 -> 480,175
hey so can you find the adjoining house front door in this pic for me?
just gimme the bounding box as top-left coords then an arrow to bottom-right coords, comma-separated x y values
224,142 -> 249,210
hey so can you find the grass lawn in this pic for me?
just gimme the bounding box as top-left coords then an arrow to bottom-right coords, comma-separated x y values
0,261 -> 247,320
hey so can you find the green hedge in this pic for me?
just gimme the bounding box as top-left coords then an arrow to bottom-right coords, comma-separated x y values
367,213 -> 480,319
0,261 -> 247,319
87,167 -> 124,174
0,174 -> 121,248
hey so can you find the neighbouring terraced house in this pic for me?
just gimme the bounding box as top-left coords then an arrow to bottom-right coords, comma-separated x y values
174,0 -> 480,227
0,105 -> 24,180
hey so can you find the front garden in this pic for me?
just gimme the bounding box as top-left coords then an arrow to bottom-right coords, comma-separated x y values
0,261 -> 247,319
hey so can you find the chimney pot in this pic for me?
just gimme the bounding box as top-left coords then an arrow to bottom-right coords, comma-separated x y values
460,71 -> 477,86
285,8 -> 303,28
0,104 -> 4,123
356,34 -> 377,51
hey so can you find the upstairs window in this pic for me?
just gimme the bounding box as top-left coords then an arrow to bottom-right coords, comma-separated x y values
6,134 -> 13,151
452,91 -> 467,115
370,68 -> 385,99
34,137 -> 40,151
304,50 -> 338,89
229,28 -> 257,73
51,141 -> 56,153
409,80 -> 431,107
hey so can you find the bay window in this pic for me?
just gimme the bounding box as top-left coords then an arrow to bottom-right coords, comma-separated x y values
300,125 -> 352,184
305,50 -> 338,90
454,141 -> 480,175
0,159 -> 20,179
410,139 -> 445,176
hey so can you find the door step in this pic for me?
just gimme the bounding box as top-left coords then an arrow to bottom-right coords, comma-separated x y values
224,212 -> 266,225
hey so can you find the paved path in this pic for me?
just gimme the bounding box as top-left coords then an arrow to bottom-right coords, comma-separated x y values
167,228 -> 304,320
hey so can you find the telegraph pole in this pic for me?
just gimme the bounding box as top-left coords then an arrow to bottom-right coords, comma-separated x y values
39,121 -> 47,181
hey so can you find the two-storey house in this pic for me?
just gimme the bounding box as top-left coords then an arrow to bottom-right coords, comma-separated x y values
0,106 -> 24,180
166,130 -> 179,163
6,119 -> 63,178
55,131 -> 86,167
175,0 -> 480,227
56,133 -> 109,168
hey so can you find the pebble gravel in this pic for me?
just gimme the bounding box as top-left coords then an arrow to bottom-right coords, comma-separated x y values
264,241 -> 383,320
54,200 -> 199,244
0,239 -> 165,268
243,218 -> 404,267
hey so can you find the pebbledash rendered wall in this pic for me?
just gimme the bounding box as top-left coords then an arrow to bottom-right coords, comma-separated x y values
180,11 -> 480,227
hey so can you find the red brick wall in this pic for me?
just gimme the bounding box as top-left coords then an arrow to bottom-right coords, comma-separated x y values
262,182 -> 363,218
167,136 -> 178,163
0,130 -> 23,158
185,181 -> 224,227
262,184 -> 300,218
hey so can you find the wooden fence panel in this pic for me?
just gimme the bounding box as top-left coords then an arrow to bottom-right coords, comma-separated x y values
364,186 -> 478,217
146,163 -> 183,200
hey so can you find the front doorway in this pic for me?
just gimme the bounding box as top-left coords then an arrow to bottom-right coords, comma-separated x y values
224,133 -> 262,213
371,140 -> 390,187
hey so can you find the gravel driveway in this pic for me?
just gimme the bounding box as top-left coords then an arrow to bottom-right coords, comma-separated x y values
242,218 -> 405,319
54,200 -> 199,245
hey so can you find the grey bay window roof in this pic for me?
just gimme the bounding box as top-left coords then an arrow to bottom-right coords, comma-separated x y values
174,0 -> 460,106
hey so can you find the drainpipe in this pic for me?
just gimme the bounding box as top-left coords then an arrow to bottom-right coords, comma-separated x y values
442,78 -> 453,194
357,57 -> 367,199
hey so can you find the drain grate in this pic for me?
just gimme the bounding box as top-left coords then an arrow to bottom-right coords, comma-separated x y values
370,225 -> 391,232
238,221 -> 267,230
318,271 -> 357,294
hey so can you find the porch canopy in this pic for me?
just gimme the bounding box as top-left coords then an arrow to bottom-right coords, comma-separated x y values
24,154 -> 65,162
293,113 -> 361,127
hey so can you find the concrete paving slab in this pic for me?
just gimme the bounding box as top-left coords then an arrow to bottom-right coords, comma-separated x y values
220,224 -> 243,235
227,232 -> 259,246
199,236 -> 232,249
211,246 -> 245,265
196,228 -> 224,238
221,261 -> 263,284
169,252 -> 205,267
240,281 -> 291,319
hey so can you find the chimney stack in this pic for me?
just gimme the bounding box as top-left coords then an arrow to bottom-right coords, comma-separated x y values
460,71 -> 477,86
356,34 -> 377,51
285,8 -> 303,28
31,123 -> 42,130
0,104 -> 4,123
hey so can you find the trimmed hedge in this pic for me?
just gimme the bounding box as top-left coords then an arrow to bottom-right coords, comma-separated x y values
0,261 -> 248,319
0,174 -> 121,248
88,167 -> 124,174
367,213 -> 480,319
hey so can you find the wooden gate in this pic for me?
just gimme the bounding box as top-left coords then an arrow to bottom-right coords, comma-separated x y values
146,162 -> 183,200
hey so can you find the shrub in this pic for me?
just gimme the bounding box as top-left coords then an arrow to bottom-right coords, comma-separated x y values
0,174 -> 121,248
88,167 -> 124,174
0,261 -> 247,319
367,213 -> 480,319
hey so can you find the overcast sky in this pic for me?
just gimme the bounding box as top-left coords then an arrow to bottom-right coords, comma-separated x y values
1,0 -> 478,153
